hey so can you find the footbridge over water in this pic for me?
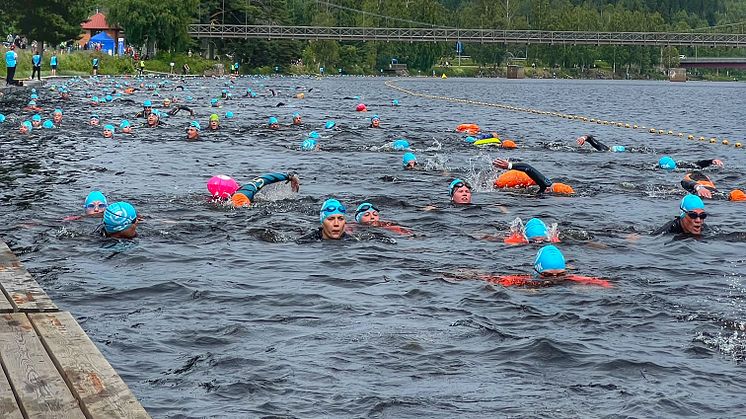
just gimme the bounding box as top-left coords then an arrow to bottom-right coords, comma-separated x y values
188,24 -> 746,48
679,57 -> 746,69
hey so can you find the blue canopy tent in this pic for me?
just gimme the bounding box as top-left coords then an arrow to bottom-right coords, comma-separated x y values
88,31 -> 115,54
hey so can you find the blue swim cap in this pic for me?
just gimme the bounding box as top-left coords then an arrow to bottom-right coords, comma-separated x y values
250,92 -> 257,98
30,93 -> 38,99
464,136 -> 477,143
292,112 -> 300,118
103,202 -> 137,233
28,100 -> 36,106
611,145 -> 626,152
84,191 -> 108,207
308,131 -> 320,139
320,198 -> 346,223
91,114 -> 99,120
32,114 -> 41,122
524,218 -> 548,240
658,156 -> 676,171
143,100 -> 152,107
42,120 -> 54,129
534,245 -> 566,274
105,95 -> 113,102
189,121 -> 201,131
98,97 -> 107,103
31,88 -> 37,94
392,99 -> 399,106
392,139 -> 410,150
120,120 -> 131,128
53,108 -> 63,115
269,116 -> 278,125
449,178 -> 471,196
324,120 -> 336,129
371,114 -> 380,121
92,96 -> 99,102
301,138 -> 317,151
355,202 -> 378,222
225,111 -> 234,119
210,98 -> 218,105
187,95 -> 193,101
22,121 -> 32,131
402,152 -> 417,167
0,114 -> 5,123
104,124 -> 115,132
680,194 -> 705,217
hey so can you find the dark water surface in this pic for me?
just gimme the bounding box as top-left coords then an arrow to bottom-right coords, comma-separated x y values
1,77 -> 745,418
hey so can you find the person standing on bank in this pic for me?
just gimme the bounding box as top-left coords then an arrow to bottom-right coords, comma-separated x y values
31,50 -> 42,80
5,45 -> 18,85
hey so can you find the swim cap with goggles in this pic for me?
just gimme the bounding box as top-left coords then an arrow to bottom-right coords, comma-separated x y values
371,115 -> 380,122
103,201 -> 137,233
402,152 -> 417,167
524,218 -> 548,240
449,178 -> 472,196
680,194 -> 705,217
120,120 -> 131,128
320,198 -> 346,223
53,108 -> 63,115
268,116 -> 279,125
658,156 -> 676,171
32,114 -> 41,122
189,121 -> 201,131
209,113 -> 219,122
355,202 -> 379,222
42,120 -> 54,129
103,124 -> 115,132
534,245 -> 566,274
84,191 -> 108,209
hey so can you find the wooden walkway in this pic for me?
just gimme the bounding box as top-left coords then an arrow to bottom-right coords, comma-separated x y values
0,240 -> 150,419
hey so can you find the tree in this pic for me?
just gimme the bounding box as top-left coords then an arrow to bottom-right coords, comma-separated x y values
105,0 -> 197,52
12,0 -> 91,45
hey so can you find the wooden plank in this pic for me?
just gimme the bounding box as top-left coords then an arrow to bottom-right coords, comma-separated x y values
0,268 -> 57,312
0,364 -> 24,419
30,312 -> 151,419
0,241 -> 22,268
0,293 -> 12,313
0,313 -> 85,419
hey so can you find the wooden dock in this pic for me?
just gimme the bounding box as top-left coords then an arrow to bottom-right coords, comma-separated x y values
0,240 -> 150,419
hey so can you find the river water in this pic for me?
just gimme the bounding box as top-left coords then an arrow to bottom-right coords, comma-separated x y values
1,76 -> 745,418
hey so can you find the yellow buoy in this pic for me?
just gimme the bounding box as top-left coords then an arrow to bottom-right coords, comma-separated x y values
736,143 -> 743,148
723,140 -> 730,145
667,130 -> 673,135
699,136 -> 706,141
633,125 -> 638,129
441,73 -> 447,79
649,128 -> 656,133
688,134 -> 694,139
710,138 -> 716,143
677,133 -> 683,137
658,129 -> 665,134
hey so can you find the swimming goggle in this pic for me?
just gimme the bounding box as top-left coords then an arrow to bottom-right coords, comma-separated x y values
322,205 -> 346,214
355,204 -> 379,216
685,211 -> 707,220
85,202 -> 108,210
450,182 -> 472,195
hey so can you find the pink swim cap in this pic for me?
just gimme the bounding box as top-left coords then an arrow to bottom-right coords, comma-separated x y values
356,103 -> 367,112
207,175 -> 239,199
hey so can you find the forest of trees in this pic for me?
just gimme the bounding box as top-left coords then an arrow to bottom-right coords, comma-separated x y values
5,0 -> 746,75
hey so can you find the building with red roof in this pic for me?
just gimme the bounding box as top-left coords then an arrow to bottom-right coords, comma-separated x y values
79,11 -> 122,47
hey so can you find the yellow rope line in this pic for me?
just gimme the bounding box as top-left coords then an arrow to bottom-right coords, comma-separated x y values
384,79 -> 742,149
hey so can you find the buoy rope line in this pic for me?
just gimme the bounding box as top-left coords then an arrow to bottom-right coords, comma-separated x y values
384,80 -> 742,149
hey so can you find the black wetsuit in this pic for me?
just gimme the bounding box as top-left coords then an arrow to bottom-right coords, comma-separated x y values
583,135 -> 609,152
511,162 -> 553,193
653,216 -> 707,236
296,228 -> 356,243
167,105 -> 194,116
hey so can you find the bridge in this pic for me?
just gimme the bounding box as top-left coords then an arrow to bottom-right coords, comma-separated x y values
188,24 -> 746,47
679,57 -> 746,69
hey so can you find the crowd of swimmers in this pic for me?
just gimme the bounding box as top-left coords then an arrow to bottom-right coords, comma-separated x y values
5,74 -> 744,288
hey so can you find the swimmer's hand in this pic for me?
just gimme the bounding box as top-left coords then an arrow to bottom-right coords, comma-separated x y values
289,174 -> 300,192
492,158 -> 510,169
695,184 -> 713,199
712,159 -> 724,168
576,135 -> 587,146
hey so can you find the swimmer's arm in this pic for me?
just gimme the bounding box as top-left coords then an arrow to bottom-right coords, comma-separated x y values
693,159 -> 724,169
681,178 -> 699,194
583,135 -> 609,151
510,163 -> 553,193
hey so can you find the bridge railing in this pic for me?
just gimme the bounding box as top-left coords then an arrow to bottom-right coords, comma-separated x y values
188,24 -> 746,47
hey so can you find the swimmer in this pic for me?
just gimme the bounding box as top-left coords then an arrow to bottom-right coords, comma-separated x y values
102,124 -> 115,138
145,111 -> 161,128
292,112 -> 302,125
102,201 -> 139,239
19,121 -> 32,134
24,100 -> 42,112
52,108 -> 63,126
268,116 -> 280,129
120,120 -> 133,133
449,179 -> 472,205
455,245 -> 611,288
228,172 -> 301,207
297,198 -> 352,241
576,134 -> 626,152
135,100 -> 153,118
208,114 -> 220,130
83,191 -> 108,216
31,114 -> 42,128
665,160 -> 743,201
210,98 -> 220,107
90,114 -> 100,126
504,217 -> 560,245
492,158 -> 574,195
186,121 -> 200,140
653,194 -> 707,236
658,156 -> 723,172
353,202 -> 413,236
402,152 -> 417,170
370,115 -> 380,128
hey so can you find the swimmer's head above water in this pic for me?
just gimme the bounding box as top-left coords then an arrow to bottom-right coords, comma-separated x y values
186,121 -> 201,140
679,194 -> 706,235
320,198 -> 347,240
103,201 -> 139,239
84,191 -> 108,216
449,178 -> 472,205
355,202 -> 380,224
402,152 -> 417,170
534,245 -> 566,277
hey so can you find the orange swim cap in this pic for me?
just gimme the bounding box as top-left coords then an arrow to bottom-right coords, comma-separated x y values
494,170 -> 536,188
729,189 -> 746,201
231,193 -> 251,207
549,182 -> 575,195
501,140 -> 517,149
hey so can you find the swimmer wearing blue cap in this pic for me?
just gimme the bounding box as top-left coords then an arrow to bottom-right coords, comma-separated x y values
120,120 -> 133,133
84,191 -> 108,216
145,111 -> 161,127
402,152 -> 417,170
19,121 -> 32,134
186,121 -> 201,140
297,198 -> 351,241
52,109 -> 63,125
449,179 -> 472,204
301,138 -> 318,151
134,100 -> 153,118
268,116 -> 280,129
292,112 -> 302,125
230,172 -> 301,207
355,202 -> 380,224
391,139 -> 410,150
370,115 -> 381,128
102,201 -> 139,239
654,194 -> 707,236
31,114 -> 42,128
103,124 -> 115,138
324,120 -> 336,130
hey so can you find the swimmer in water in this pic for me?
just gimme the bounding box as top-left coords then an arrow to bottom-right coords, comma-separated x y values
52,108 -> 63,126
450,178 -> 472,205
268,116 -> 280,129
297,198 -> 353,241
455,245 -> 611,288
492,158 -> 574,195
145,111 -> 161,128
31,114 -> 42,128
89,114 -> 100,126
186,121 -> 200,140
353,202 -> 413,236
402,152 -> 418,170
208,114 -> 220,131
120,120 -> 133,133
653,194 -> 707,236
19,121 -> 32,134
292,112 -> 302,125
370,115 -> 380,128
135,100 -> 153,118
503,217 -> 560,245
576,134 -> 627,152
102,201 -> 139,239
228,172 -> 301,207
658,157 -> 743,200
102,124 -> 115,138
84,191 -> 108,216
